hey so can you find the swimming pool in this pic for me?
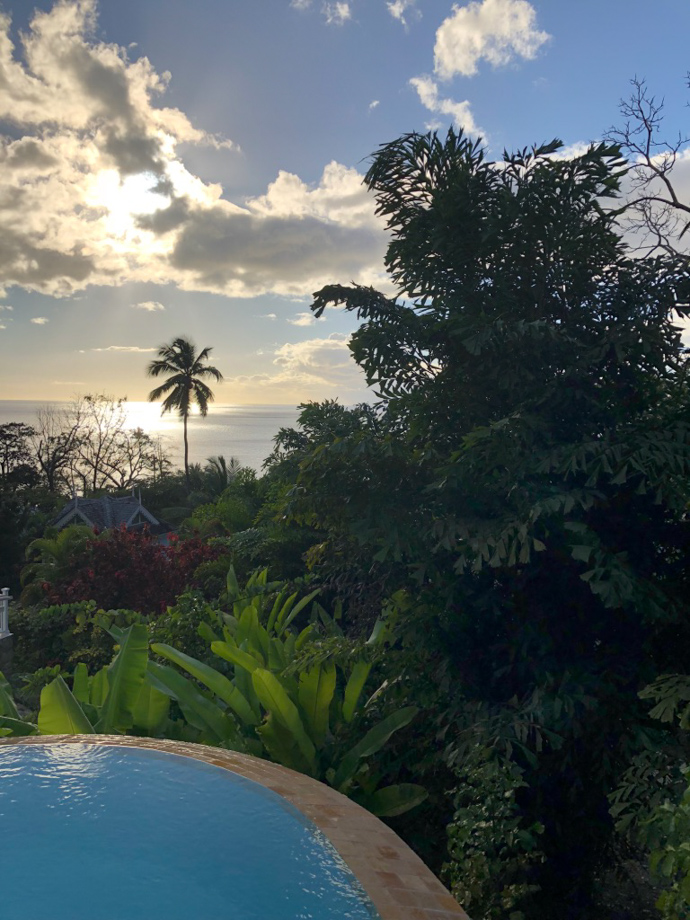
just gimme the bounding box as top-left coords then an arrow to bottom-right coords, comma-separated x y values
0,737 -> 469,920
0,743 -> 378,920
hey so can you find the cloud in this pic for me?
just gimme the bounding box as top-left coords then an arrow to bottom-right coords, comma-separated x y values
90,345 -> 157,352
323,2 -> 351,25
261,313 -> 277,319
434,0 -> 550,80
410,76 -> 482,135
30,317 -> 49,324
132,300 -> 165,311
387,0 -> 420,28
228,333 -> 367,395
0,305 -> 13,311
290,0 -> 313,8
288,312 -> 325,326
368,100 -> 380,112
0,323 -> 5,330
0,1 -> 387,300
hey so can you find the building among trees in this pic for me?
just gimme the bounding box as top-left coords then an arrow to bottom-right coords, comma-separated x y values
52,492 -> 173,543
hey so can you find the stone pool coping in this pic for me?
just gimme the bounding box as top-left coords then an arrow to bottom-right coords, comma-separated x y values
0,735 -> 469,920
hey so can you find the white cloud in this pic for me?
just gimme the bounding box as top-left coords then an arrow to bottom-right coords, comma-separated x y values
290,0 -> 313,8
0,324 -> 5,330
288,312 -> 325,326
0,305 -> 13,311
91,345 -> 157,352
410,76 -> 483,136
132,300 -> 165,311
434,0 -> 550,80
0,1 -> 386,300
261,312 -> 277,320
30,317 -> 49,324
387,0 -> 420,28
228,333 -> 367,397
368,100 -> 380,112
323,2 -> 351,25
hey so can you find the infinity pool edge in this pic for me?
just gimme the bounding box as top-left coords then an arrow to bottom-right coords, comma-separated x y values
0,735 -> 469,920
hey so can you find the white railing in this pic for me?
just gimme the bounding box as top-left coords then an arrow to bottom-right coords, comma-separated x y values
0,588 -> 11,638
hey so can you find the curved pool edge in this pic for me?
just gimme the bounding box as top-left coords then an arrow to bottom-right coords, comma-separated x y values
0,735 -> 469,920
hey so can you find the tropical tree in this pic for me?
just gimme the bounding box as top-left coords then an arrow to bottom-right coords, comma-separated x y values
275,129 -> 690,914
147,337 -> 223,488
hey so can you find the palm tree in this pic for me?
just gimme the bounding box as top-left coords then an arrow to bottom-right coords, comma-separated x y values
147,337 -> 223,488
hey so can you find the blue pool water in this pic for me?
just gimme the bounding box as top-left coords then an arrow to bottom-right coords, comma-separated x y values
0,744 -> 379,920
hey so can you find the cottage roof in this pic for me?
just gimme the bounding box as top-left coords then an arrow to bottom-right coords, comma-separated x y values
52,493 -> 166,533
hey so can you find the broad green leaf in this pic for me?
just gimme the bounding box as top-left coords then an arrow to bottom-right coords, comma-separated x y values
95,624 -> 149,734
72,663 -> 90,705
146,661 -> 237,743
0,715 -> 37,736
298,662 -> 336,744
343,660 -> 372,723
275,592 -> 298,633
90,667 -> 109,708
211,640 -> 260,674
252,668 -> 316,771
257,713 -> 313,774
268,637 -> 287,671
266,590 -> 287,634
38,676 -> 95,735
130,681 -> 170,734
279,589 -> 320,635
361,783 -> 428,817
226,564 -> 240,601
366,619 -> 387,646
198,621 -> 220,644
151,643 -> 258,725
571,545 -> 593,563
333,706 -> 418,791
295,624 -> 314,651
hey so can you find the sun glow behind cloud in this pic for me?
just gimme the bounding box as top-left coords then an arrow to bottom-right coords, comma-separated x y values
86,171 -> 171,236
0,0 -> 387,302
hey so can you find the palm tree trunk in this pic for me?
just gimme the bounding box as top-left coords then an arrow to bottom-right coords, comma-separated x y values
183,412 -> 190,490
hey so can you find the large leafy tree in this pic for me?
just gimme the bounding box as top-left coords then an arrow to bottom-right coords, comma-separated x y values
278,130 -> 690,915
147,337 -> 223,488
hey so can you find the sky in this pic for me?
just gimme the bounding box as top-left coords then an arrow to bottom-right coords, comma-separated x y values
1,0 -> 690,405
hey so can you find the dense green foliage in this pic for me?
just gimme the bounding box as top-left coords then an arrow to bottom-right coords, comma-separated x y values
6,127 -> 690,919
270,131 -> 690,917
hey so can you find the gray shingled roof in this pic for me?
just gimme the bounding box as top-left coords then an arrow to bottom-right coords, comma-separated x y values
53,494 -> 164,533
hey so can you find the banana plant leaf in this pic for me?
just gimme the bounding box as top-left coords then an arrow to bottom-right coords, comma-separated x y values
211,641 -> 260,674
147,661 -> 238,744
298,662 -> 336,745
38,676 -> 95,735
95,624 -> 149,734
276,589 -> 320,636
342,660 -> 372,723
71,662 -> 90,705
358,783 -> 428,817
252,668 -> 316,772
257,713 -> 314,775
333,706 -> 418,792
130,681 -> 170,734
0,715 -> 37,736
151,643 -> 258,726
90,667 -> 109,708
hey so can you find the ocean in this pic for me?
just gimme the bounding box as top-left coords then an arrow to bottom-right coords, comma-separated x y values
0,401 -> 302,473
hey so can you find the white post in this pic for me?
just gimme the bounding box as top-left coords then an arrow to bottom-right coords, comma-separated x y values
0,587 -> 11,638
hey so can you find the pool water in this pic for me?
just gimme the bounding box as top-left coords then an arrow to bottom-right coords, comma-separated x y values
0,744 -> 379,920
